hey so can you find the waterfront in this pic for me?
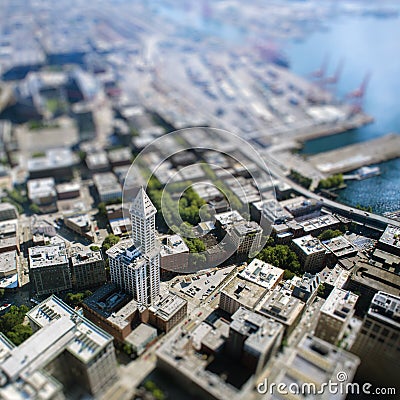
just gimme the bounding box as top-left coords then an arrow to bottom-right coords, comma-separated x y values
287,14 -> 400,214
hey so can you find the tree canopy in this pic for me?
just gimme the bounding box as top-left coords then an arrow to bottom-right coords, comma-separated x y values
318,229 -> 343,241
102,234 -> 120,252
256,244 -> 301,276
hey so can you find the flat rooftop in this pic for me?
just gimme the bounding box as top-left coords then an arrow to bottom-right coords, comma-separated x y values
221,275 -> 267,310
239,258 -> 284,290
215,210 -> 244,226
160,234 -> 189,256
149,293 -> 187,321
125,323 -> 157,348
379,224 -> 400,251
83,283 -> 131,319
0,250 -> 17,276
27,178 -> 56,198
322,235 -> 358,258
231,220 -> 262,236
28,243 -> 68,269
257,288 -> 305,326
292,235 -> 325,255
320,287 -> 358,321
298,214 -> 340,233
369,291 -> 400,329
231,307 -> 284,354
70,249 -> 103,266
273,334 -> 360,393
27,149 -> 77,172
1,296 -> 113,384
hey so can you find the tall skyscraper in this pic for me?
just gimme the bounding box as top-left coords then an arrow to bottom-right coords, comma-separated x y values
107,188 -> 160,306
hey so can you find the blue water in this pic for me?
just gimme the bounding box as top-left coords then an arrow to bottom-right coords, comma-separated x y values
286,15 -> 400,214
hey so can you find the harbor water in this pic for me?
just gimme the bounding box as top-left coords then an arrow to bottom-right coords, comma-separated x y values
287,14 -> 400,214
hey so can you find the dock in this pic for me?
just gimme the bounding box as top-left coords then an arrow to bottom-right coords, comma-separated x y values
308,133 -> 400,174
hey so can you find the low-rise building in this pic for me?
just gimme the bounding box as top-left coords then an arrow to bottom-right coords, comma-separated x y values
280,196 -> 322,220
256,288 -> 305,336
86,151 -> 110,172
219,275 -> 268,315
238,258 -> 284,290
125,323 -> 157,356
147,293 -> 187,332
159,234 -> 189,274
226,308 -> 284,376
378,224 -> 400,256
0,223 -> 19,254
29,242 -> 72,296
64,213 -> 93,239
322,235 -> 358,262
0,296 -> 117,398
82,284 -> 138,343
93,172 -> 122,203
56,182 -> 80,200
227,220 -> 263,258
320,265 -> 350,291
0,203 -> 18,222
27,177 -> 57,205
292,235 -> 327,272
315,287 -> 358,345
290,272 -> 321,304
0,250 -> 18,278
346,254 -> 400,311
70,249 -> 106,290
27,148 -> 77,181
251,199 -> 293,227
267,334 -> 360,400
298,214 -> 340,236
107,147 -> 132,167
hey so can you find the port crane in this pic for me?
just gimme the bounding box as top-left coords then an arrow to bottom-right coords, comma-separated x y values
325,59 -> 344,84
311,55 -> 329,79
202,0 -> 212,20
346,72 -> 371,98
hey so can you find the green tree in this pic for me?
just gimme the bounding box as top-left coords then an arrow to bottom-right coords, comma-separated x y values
318,174 -> 344,190
257,245 -> 301,275
318,229 -> 343,241
0,305 -> 30,334
289,170 -> 312,189
318,283 -> 326,297
29,204 -> 41,214
7,324 -> 33,346
98,202 -> 107,217
102,234 -> 120,252
0,288 -> 4,299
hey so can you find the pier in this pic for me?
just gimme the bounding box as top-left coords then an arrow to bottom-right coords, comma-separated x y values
308,133 -> 400,174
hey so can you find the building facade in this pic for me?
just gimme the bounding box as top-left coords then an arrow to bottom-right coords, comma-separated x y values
29,243 -> 72,296
351,291 -> 400,390
70,249 -> 106,289
314,287 -> 358,345
107,188 -> 160,306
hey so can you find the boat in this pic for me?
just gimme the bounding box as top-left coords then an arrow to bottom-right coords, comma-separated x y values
357,166 -> 380,180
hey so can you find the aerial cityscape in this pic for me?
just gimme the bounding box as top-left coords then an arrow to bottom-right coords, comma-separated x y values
0,0 -> 399,399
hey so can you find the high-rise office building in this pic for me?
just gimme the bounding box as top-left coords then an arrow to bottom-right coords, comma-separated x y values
351,291 -> 400,390
107,188 -> 160,306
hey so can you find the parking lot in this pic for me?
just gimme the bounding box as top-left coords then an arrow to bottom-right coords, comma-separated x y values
174,266 -> 235,301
